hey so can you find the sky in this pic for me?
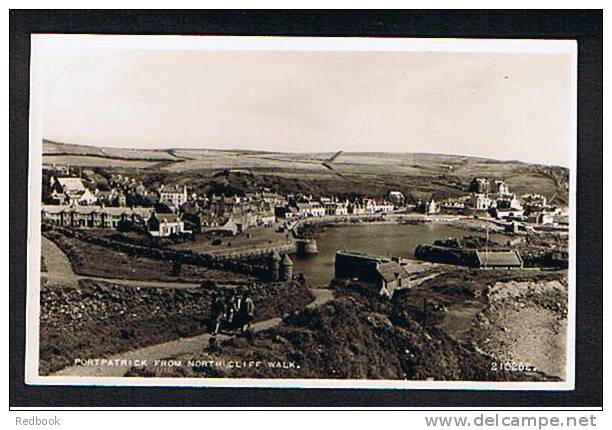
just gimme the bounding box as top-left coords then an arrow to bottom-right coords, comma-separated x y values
38,42 -> 574,167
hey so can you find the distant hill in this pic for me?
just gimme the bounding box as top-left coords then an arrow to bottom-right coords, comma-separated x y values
41,140 -> 569,206
43,139 -> 180,161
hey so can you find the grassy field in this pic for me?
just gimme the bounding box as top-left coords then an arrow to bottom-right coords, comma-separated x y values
43,139 -> 178,161
172,226 -> 291,254
43,229 -> 252,284
43,155 -> 162,168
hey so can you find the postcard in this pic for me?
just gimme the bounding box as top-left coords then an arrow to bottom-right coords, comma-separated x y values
25,35 -> 576,389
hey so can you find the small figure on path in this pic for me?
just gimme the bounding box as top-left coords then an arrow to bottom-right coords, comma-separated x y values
239,290 -> 255,335
210,292 -> 227,335
227,289 -> 242,328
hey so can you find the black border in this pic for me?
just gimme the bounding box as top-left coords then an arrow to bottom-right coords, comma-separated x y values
9,10 -> 603,408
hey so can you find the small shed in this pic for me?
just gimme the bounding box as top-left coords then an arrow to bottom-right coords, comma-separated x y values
375,261 -> 409,297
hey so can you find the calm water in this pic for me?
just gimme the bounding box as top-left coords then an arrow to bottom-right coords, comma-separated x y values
292,223 -> 508,287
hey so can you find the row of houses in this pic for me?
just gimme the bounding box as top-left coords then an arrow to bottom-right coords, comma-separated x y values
42,205 -> 152,229
44,176 -> 280,237
47,174 -> 196,210
275,196 -> 395,219
192,194 -> 277,236
41,205 -> 189,238
190,192 -> 397,234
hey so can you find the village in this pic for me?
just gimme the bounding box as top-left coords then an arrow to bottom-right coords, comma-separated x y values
39,164 -> 569,303
41,166 -> 566,239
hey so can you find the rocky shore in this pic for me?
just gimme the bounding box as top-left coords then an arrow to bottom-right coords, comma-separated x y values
469,279 -> 568,379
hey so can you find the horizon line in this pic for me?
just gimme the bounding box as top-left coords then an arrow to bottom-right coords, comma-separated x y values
42,138 -> 569,169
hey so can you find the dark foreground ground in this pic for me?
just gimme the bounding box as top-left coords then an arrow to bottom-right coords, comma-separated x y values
127,269 -> 566,382
39,279 -> 313,375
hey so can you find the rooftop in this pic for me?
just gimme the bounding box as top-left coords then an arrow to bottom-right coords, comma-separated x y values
160,185 -> 186,194
281,254 -> 293,266
56,177 -> 86,193
475,250 -> 523,267
156,213 -> 182,223
376,261 -> 408,283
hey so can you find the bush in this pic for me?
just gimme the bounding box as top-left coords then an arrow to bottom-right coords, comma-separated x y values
116,219 -> 133,233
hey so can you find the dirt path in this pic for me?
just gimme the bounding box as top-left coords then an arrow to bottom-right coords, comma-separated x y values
307,288 -> 334,308
51,288 -> 334,377
41,237 -> 75,277
42,236 -> 204,289
42,272 -> 202,289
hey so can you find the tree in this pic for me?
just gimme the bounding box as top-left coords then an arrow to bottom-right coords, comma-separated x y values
182,212 -> 202,234
154,202 -> 173,214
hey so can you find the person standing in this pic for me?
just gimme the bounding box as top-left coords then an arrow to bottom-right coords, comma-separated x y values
239,291 -> 255,335
227,290 -> 242,329
210,293 -> 226,335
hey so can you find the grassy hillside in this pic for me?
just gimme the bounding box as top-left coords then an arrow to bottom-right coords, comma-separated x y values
42,141 -> 569,205
43,139 -> 179,161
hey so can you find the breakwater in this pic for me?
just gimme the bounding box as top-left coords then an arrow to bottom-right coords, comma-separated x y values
414,244 -> 479,267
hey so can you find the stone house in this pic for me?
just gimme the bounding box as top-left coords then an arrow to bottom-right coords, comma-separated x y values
158,185 -> 188,209
147,212 -> 189,237
334,251 -> 410,298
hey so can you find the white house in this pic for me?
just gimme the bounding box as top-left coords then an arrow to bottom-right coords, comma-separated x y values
364,199 -> 394,214
307,202 -> 326,217
495,194 -> 524,218
422,198 -> 440,215
147,212 -> 189,237
293,202 -> 325,217
388,191 -> 405,206
50,176 -> 97,205
468,193 -> 492,211
158,185 -> 188,208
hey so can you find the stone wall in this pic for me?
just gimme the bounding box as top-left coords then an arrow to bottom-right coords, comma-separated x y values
46,226 -> 275,279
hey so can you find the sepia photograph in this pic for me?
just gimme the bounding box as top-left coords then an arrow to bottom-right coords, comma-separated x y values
25,35 -> 576,389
